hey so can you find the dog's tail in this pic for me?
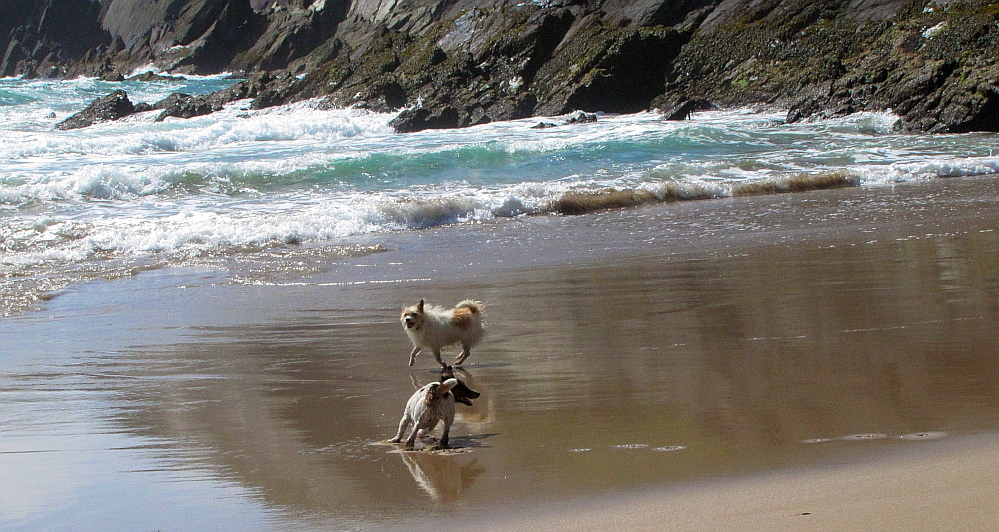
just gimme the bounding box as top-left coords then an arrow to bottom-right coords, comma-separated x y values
423,380 -> 458,405
456,300 -> 483,314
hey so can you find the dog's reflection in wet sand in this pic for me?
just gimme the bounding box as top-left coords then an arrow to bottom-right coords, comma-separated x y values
398,450 -> 486,502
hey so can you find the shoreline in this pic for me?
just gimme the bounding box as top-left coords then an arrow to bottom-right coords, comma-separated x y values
465,432 -> 999,531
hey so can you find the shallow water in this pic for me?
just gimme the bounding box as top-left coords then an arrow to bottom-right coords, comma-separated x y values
3,175 -> 999,530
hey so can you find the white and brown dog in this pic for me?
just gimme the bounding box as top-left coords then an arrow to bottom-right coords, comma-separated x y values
389,367 -> 480,450
401,299 -> 485,367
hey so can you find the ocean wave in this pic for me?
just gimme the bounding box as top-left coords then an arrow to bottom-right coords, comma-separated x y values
9,155 -> 996,269
862,158 -> 999,184
810,111 -> 901,135
0,100 -> 396,161
547,171 -> 861,215
3,141 -> 998,209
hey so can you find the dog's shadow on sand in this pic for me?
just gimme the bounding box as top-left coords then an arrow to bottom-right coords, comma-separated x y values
378,432 -> 499,453
435,432 -> 499,450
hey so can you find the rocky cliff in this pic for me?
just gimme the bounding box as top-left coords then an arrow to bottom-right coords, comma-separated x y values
6,0 -> 999,133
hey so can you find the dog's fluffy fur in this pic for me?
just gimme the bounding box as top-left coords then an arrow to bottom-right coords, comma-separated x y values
401,299 -> 485,367
389,368 -> 480,450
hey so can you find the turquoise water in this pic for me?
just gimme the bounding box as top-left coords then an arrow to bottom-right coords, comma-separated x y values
2,75 -> 999,315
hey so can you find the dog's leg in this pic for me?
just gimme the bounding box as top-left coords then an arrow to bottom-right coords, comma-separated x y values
405,426 -> 420,449
408,346 -> 421,366
389,415 -> 410,444
439,417 -> 452,449
454,345 -> 470,366
433,349 -> 447,368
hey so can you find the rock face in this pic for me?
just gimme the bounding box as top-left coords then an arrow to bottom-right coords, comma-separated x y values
9,0 -> 999,134
0,0 -> 109,78
667,0 -> 999,133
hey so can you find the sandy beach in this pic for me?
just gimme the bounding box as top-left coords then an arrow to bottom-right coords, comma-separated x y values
475,433 -> 999,531
3,176 -> 999,530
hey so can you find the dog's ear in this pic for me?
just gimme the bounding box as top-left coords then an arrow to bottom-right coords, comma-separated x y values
417,299 -> 425,312
440,366 -> 455,381
438,378 -> 458,395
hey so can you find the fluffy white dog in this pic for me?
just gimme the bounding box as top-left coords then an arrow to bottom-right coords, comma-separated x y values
400,299 -> 485,367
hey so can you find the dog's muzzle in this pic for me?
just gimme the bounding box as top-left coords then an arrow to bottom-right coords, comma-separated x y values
405,318 -> 416,328
454,388 -> 480,406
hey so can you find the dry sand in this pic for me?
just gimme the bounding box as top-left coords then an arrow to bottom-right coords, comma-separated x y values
479,434 -> 999,531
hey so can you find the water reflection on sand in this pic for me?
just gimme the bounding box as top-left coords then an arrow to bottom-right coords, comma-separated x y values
3,178 -> 999,530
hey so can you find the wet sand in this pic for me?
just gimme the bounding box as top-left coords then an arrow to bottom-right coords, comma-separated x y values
3,176 -> 999,530
477,433 -> 999,531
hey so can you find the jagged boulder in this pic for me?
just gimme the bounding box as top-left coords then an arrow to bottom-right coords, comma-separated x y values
127,72 -> 187,82
565,111 -> 598,124
55,90 -> 135,130
154,93 -> 223,121
390,107 -> 461,133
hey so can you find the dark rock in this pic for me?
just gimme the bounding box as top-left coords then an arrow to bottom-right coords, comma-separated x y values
390,106 -> 461,133
190,70 -> 303,111
531,121 -> 558,129
55,90 -> 135,130
127,72 -> 188,82
99,70 -> 125,82
661,98 -> 716,120
565,111 -> 598,124
206,71 -> 277,105
154,93 -> 222,121
248,73 -> 303,109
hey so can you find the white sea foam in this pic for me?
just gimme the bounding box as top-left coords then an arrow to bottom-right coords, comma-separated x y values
4,80 -> 999,315
0,99 -> 395,163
